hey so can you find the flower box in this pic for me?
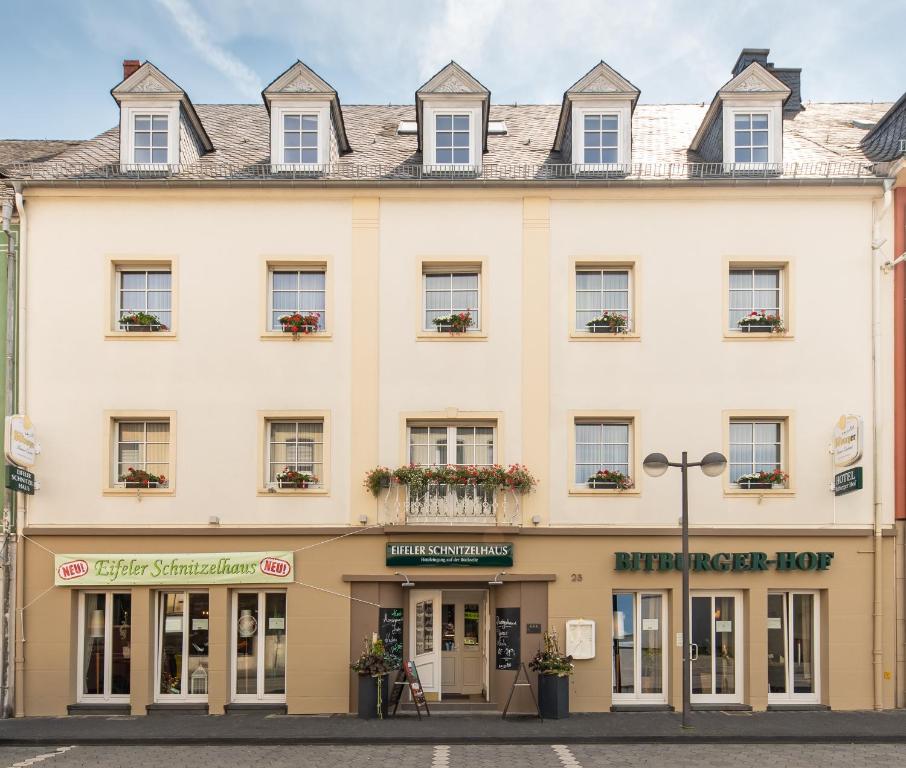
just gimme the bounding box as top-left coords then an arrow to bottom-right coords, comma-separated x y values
737,311 -> 784,334
432,311 -> 473,333
738,479 -> 774,489
119,312 -> 167,332
740,325 -> 773,334
587,323 -> 622,334
281,324 -> 318,335
276,469 -> 318,489
119,468 -> 167,489
279,312 -> 321,337
736,470 -> 788,490
585,312 -> 628,335
587,470 -> 632,490
588,478 -> 618,489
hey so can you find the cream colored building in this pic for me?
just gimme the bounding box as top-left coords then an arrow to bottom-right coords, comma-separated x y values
4,49 -> 905,716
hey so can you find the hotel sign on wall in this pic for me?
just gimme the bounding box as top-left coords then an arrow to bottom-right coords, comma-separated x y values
386,543 -> 513,567
54,552 -> 294,586
832,414 -> 863,467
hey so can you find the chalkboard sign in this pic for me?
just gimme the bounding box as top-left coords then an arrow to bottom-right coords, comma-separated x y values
495,607 -> 520,670
379,607 -> 404,667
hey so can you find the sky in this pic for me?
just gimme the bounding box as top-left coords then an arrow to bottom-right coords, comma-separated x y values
2,0 -> 905,140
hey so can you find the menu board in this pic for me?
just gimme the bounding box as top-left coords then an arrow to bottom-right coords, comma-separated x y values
495,607 -> 520,670
379,607 -> 404,667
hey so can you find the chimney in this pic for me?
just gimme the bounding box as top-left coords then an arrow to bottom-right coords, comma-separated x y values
122,59 -> 141,81
732,48 -> 803,114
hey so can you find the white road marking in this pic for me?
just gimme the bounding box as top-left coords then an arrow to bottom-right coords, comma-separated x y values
552,744 -> 584,768
5,746 -> 74,768
432,745 -> 451,768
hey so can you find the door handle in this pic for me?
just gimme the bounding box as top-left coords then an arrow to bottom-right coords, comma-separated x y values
689,643 -> 698,661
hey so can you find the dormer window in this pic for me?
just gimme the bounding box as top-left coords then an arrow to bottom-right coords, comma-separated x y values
282,114 -> 319,165
133,115 -> 169,165
583,114 -> 619,165
435,114 -> 470,165
733,113 -> 769,163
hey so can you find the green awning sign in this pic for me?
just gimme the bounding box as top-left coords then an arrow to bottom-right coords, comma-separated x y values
386,543 -> 513,567
54,552 -> 294,586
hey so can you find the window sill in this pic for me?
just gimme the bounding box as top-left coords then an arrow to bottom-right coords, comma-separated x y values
724,488 -> 795,498
723,332 -> 794,342
103,487 -> 174,496
569,332 -> 640,342
257,488 -> 329,497
260,332 -> 332,342
569,488 -> 640,496
105,331 -> 177,341
416,331 -> 488,342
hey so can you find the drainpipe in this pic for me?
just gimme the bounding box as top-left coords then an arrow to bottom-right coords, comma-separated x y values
872,188 -> 893,711
12,186 -> 26,718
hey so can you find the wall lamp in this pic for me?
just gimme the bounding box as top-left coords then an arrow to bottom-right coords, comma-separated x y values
394,572 -> 415,588
488,571 -> 507,586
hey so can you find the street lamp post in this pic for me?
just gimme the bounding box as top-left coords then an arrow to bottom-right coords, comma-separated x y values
642,450 -> 726,729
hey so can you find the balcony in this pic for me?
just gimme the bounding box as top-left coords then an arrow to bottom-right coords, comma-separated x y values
384,483 -> 521,525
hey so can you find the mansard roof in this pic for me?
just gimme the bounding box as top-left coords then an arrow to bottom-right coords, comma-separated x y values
860,91 -> 906,162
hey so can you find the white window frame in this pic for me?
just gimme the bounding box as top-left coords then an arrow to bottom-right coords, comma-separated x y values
728,266 -> 783,331
575,267 -> 632,333
76,592 -> 131,703
154,590 -> 209,703
280,113 -> 319,166
407,423 -> 497,467
611,591 -> 668,704
119,104 -> 179,169
433,113 -> 471,167
265,419 -> 325,489
230,590 -> 288,704
767,590 -> 820,704
268,267 -> 327,332
112,419 -> 170,488
422,268 -> 481,332
422,103 -> 482,172
721,102 -> 783,167
581,113 -> 619,166
729,419 -> 784,485
574,419 -> 633,489
732,112 -> 770,164
689,590 -> 745,704
115,266 -> 173,331
270,104 -> 329,171
571,103 -> 632,170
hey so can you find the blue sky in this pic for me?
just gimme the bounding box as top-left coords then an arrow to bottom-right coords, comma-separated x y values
3,0 -> 905,140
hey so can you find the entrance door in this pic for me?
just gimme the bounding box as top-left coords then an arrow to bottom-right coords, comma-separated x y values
440,590 -> 486,696
612,591 -> 668,704
690,592 -> 743,704
231,591 -> 287,702
410,589 -> 442,699
767,591 -> 819,703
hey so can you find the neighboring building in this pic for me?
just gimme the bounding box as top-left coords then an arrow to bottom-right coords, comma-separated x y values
0,50 -> 902,717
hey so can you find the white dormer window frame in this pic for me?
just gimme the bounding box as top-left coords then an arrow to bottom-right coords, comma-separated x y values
119,103 -> 180,169
570,102 -> 632,171
721,100 -> 783,168
422,102 -> 482,172
270,103 -> 330,171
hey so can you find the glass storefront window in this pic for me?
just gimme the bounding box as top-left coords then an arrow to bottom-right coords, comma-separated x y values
232,591 -> 286,701
612,591 -> 665,702
158,591 -> 209,700
79,592 -> 130,702
768,591 -> 818,702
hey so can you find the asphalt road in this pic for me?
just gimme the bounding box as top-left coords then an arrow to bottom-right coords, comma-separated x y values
2,743 -> 906,768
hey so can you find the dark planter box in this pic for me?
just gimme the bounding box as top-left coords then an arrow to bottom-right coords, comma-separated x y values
586,324 -> 621,334
121,324 -> 165,332
357,674 -> 390,719
738,480 -> 775,490
538,674 -> 570,719
282,324 -> 318,334
588,478 -> 619,489
739,325 -> 773,333
435,325 -> 467,333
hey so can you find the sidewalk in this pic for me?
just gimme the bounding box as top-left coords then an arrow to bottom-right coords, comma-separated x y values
1,710 -> 906,745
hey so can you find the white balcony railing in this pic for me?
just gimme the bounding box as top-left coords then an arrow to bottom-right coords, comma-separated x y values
382,483 -> 521,525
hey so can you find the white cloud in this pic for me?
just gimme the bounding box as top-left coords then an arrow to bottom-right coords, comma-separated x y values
416,0 -> 506,83
155,0 -> 261,99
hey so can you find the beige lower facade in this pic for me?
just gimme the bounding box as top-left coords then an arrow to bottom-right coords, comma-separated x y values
14,526 -> 898,716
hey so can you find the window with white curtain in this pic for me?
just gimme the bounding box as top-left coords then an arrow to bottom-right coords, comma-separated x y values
574,421 -> 631,485
423,270 -> 480,330
269,269 -> 326,330
266,420 -> 324,485
575,268 -> 631,331
117,268 -> 172,330
728,268 -> 782,329
113,420 -> 170,486
407,424 -> 495,466
729,420 -> 783,483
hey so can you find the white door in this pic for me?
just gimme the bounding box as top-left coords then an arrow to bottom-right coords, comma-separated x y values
410,589 -> 442,699
767,591 -> 819,703
690,592 -> 743,704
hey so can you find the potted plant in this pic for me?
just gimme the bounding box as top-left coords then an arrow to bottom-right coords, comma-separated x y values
502,463 -> 538,494
276,468 -> 318,489
364,467 -> 393,497
279,312 -> 321,337
588,469 -> 632,490
529,630 -> 574,719
120,311 -> 167,332
119,467 -> 166,488
351,636 -> 396,719
432,310 -> 473,333
585,311 -> 628,334
737,310 -> 785,334
737,469 -> 788,490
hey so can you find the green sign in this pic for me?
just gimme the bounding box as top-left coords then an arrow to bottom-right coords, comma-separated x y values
54,552 -> 294,586
5,465 -> 34,495
615,551 -> 834,573
834,466 -> 863,496
386,543 -> 513,567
